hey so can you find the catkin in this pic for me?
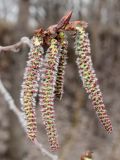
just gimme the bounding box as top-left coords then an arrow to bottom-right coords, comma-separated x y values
75,26 -> 113,133
39,38 -> 59,151
55,32 -> 68,99
20,34 -> 44,141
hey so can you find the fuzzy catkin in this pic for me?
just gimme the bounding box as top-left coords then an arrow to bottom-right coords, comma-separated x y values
39,39 -> 59,151
75,26 -> 113,133
55,32 -> 68,99
20,34 -> 44,141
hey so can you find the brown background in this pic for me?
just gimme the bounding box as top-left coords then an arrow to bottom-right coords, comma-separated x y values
0,0 -> 120,159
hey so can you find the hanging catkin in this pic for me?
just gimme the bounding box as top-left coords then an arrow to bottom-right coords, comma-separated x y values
20,34 -> 44,141
75,26 -> 113,133
55,32 -> 68,99
39,38 -> 59,151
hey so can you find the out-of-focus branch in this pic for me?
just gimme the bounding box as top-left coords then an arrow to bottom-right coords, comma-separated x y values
0,79 -> 26,129
0,37 -> 31,53
98,26 -> 120,36
0,79 -> 58,160
34,139 -> 58,160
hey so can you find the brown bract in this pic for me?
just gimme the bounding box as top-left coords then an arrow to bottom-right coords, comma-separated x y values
80,151 -> 93,160
34,11 -> 87,45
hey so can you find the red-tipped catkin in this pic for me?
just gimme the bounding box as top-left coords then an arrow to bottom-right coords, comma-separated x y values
39,38 -> 59,151
20,34 -> 44,141
55,32 -> 68,99
75,26 -> 113,133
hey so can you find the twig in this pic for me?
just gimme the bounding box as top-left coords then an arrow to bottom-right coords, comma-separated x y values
0,37 -> 31,53
34,139 -> 58,160
0,79 -> 58,160
0,79 -> 27,129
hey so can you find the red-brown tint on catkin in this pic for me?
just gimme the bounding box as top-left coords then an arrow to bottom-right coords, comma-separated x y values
39,38 -> 59,151
74,26 -> 113,133
54,32 -> 68,99
20,34 -> 44,141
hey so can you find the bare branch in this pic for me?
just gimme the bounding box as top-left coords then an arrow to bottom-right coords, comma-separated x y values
0,79 -> 58,160
0,37 -> 31,53
34,139 -> 58,160
0,79 -> 27,129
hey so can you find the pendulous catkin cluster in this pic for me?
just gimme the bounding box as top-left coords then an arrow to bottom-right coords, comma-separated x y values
20,34 -> 44,141
39,38 -> 59,151
55,32 -> 68,99
75,26 -> 113,133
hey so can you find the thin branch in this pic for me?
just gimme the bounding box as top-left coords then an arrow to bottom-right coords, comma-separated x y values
0,37 -> 31,53
0,79 -> 26,129
0,79 -> 58,160
34,139 -> 58,160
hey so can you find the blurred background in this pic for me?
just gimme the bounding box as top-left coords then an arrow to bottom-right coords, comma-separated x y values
0,0 -> 120,160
